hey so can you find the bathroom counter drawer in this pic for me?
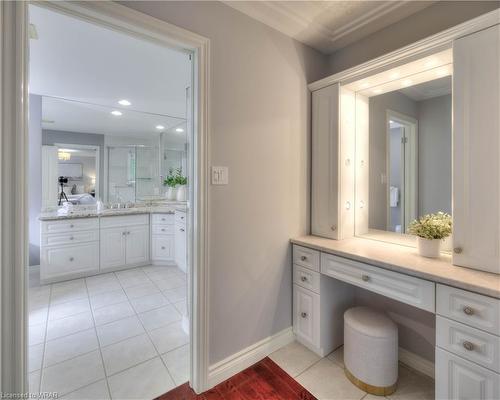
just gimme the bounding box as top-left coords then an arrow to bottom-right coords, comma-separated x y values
294,264 -> 320,294
152,213 -> 174,225
100,214 -> 149,228
437,316 -> 500,373
41,230 -> 99,246
41,218 -> 98,234
321,253 -> 435,312
152,224 -> 175,235
293,245 -> 320,272
175,211 -> 186,225
437,284 -> 500,336
41,242 -> 99,281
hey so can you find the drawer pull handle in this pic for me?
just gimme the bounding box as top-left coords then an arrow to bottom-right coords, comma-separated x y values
69,257 -> 74,262
361,274 -> 370,282
301,312 -> 308,318
301,276 -> 308,282
300,256 -> 307,261
161,246 -> 165,250
454,247 -> 463,254
463,341 -> 475,351
463,306 -> 474,315
331,225 -> 337,231
69,236 -> 74,240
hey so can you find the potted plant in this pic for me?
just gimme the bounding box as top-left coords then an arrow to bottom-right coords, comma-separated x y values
407,212 -> 452,258
163,168 -> 177,200
175,168 -> 188,202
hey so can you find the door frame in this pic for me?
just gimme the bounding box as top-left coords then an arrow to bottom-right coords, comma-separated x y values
0,1 -> 211,394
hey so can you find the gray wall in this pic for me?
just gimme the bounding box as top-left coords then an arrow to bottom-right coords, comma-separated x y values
29,94 -> 42,266
121,1 -> 329,364
389,127 -> 402,232
328,1 -> 499,74
369,92 -> 418,230
418,95 -> 452,216
42,130 -> 105,198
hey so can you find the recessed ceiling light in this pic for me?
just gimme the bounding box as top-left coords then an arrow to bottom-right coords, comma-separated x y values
175,128 -> 184,132
401,79 -> 413,87
156,125 -> 165,130
118,99 -> 131,106
372,88 -> 382,94
390,72 -> 400,80
111,110 -> 122,116
424,58 -> 438,68
360,82 -> 370,89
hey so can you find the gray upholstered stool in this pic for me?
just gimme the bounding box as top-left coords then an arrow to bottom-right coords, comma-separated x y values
344,306 -> 398,396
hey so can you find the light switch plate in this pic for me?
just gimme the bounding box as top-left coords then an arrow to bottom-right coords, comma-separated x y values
212,166 -> 228,185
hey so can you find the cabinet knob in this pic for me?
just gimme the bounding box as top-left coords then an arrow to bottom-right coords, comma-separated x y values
161,246 -> 165,250
161,229 -> 165,232
454,247 -> 463,254
463,341 -> 475,351
69,257 -> 74,262
180,228 -> 185,232
300,276 -> 308,282
463,306 -> 474,315
181,216 -> 184,220
361,274 -> 370,282
122,232 -> 127,236
161,218 -> 166,221
301,312 -> 308,318
331,225 -> 337,231
300,255 -> 307,261
69,236 -> 74,240
70,224 -> 74,228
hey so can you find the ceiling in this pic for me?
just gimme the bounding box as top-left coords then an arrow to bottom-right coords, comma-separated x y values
224,1 -> 435,54
399,76 -> 452,101
29,5 -> 191,138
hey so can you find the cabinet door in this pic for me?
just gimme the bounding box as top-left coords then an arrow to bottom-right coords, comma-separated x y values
41,242 -> 99,281
151,235 -> 175,263
436,348 -> 499,400
126,224 -> 150,266
453,25 -> 500,274
175,224 -> 187,272
293,285 -> 319,348
100,227 -> 126,271
311,84 -> 340,239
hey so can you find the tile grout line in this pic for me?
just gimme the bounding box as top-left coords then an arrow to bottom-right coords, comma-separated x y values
36,283 -> 53,394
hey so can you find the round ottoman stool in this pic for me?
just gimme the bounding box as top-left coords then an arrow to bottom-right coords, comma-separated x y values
344,306 -> 398,396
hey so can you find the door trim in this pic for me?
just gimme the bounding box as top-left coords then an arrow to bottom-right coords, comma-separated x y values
1,0 -> 211,394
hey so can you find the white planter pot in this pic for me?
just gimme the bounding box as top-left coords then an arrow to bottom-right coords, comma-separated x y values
165,186 -> 177,201
176,185 -> 187,202
417,237 -> 441,258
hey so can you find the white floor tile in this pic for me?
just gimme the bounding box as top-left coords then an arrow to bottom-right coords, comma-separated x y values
172,299 -> 187,315
149,321 -> 188,354
162,286 -> 186,303
29,307 -> 48,327
387,365 -> 435,400
93,301 -> 135,326
327,346 -> 344,367
29,323 -> 47,346
44,328 -> 98,367
86,276 -> 122,296
123,282 -> 160,299
101,333 -> 157,376
116,269 -> 151,288
61,379 -> 110,400
46,312 -> 94,341
29,370 -> 41,394
130,293 -> 169,313
269,341 -> 321,378
89,289 -> 128,310
138,304 -> 181,331
41,350 -> 105,396
51,279 -> 87,305
29,343 -> 44,373
96,315 -> 144,347
161,344 -> 189,386
154,276 -> 185,291
107,357 -> 175,400
49,298 -> 91,321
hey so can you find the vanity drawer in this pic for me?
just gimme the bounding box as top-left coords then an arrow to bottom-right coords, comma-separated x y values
41,218 -> 98,234
100,214 -> 149,228
152,224 -> 175,235
294,264 -> 320,294
152,213 -> 174,225
41,242 -> 99,281
293,245 -> 320,272
151,235 -> 174,261
437,316 -> 500,373
437,284 -> 500,336
41,230 -> 99,246
321,253 -> 435,312
175,212 -> 186,225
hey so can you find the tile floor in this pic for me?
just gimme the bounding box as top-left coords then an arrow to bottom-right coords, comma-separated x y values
269,342 -> 435,400
28,265 -> 189,400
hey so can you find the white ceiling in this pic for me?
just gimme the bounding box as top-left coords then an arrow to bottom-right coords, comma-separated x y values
399,76 -> 452,101
29,5 -> 191,138
224,1 -> 435,54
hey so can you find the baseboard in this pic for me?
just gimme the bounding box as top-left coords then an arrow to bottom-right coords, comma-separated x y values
207,327 -> 294,388
399,347 -> 435,379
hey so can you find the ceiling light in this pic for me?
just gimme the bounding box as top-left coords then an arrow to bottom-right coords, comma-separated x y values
372,88 -> 382,94
118,99 -> 131,106
156,125 -> 165,130
390,72 -> 400,80
111,110 -> 122,116
360,82 -> 370,89
58,151 -> 71,161
175,128 -> 184,132
424,58 -> 438,68
401,79 -> 413,87
389,120 -> 394,124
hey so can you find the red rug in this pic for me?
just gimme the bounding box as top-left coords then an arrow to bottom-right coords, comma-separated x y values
156,357 -> 317,399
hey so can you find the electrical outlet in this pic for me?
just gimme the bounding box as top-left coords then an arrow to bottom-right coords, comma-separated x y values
212,166 -> 228,185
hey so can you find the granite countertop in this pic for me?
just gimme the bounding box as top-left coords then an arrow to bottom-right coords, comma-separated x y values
291,235 -> 500,299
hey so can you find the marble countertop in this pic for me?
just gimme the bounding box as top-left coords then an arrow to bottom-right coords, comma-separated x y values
291,235 -> 500,299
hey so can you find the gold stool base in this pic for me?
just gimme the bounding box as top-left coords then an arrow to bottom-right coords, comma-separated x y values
345,368 -> 397,396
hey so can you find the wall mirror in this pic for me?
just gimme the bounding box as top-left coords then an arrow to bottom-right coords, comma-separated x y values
346,49 -> 453,246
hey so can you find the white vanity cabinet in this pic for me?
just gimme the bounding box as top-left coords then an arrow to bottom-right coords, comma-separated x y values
453,24 -> 500,274
151,213 -> 175,265
100,214 -> 150,271
40,218 -> 99,283
175,210 -> 187,273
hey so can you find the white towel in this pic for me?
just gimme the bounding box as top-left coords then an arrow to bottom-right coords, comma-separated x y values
390,186 -> 399,207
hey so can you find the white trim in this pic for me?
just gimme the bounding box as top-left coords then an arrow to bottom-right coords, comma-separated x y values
399,346 -> 435,379
4,0 -> 211,394
207,328 -> 294,388
308,9 -> 500,91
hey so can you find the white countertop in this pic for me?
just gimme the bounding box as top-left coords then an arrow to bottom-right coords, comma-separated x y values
291,235 -> 500,299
